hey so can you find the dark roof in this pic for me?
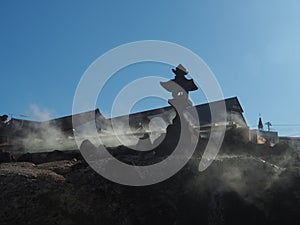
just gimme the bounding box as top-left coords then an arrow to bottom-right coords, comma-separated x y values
111,96 -> 247,127
192,97 -> 246,126
1,97 -> 246,137
196,97 -> 244,113
0,109 -> 106,139
113,96 -> 243,117
13,119 -> 42,127
44,109 -> 104,131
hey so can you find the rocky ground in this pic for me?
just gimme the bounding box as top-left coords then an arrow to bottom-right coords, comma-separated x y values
1,140 -> 300,225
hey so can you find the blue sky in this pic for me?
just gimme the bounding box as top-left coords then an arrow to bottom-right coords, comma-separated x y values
1,0 -> 300,136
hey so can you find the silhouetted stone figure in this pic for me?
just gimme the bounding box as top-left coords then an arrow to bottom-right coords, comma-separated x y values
153,64 -> 198,156
160,64 -> 198,109
113,64 -> 199,161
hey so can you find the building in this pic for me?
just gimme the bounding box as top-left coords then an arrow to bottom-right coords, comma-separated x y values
0,96 -> 249,152
250,130 -> 279,145
0,109 -> 106,151
250,116 -> 279,145
111,96 -> 248,137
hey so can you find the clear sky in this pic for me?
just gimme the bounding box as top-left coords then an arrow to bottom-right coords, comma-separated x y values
1,0 -> 300,136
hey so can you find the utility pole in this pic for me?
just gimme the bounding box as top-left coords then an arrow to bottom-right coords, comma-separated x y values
265,121 -> 272,132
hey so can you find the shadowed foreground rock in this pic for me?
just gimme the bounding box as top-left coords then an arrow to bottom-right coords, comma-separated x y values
1,142 -> 300,225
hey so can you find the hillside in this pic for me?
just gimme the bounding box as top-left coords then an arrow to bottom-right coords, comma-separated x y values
1,140 -> 300,225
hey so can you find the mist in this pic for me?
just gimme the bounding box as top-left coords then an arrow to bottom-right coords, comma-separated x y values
21,105 -> 77,152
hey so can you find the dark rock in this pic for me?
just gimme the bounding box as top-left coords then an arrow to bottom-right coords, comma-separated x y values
0,149 -> 14,163
1,141 -> 300,224
17,150 -> 83,164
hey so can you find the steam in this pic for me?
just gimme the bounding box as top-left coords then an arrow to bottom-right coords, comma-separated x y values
30,104 -> 52,121
98,109 -> 176,147
22,105 -> 77,152
217,155 -> 283,195
22,105 -> 176,151
100,119 -> 140,147
188,149 -> 290,209
229,111 -> 247,127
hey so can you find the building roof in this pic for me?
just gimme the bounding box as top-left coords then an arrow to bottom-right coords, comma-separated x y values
44,109 -> 104,131
1,97 -> 247,137
111,96 -> 247,128
193,97 -> 246,126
